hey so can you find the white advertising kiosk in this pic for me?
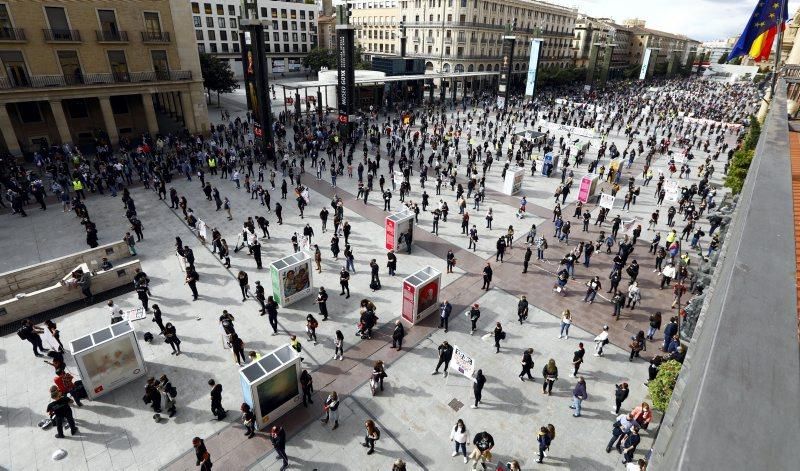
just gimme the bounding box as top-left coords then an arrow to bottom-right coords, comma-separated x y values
502,166 -> 525,195
400,266 -> 442,325
70,321 -> 146,400
239,344 -> 302,429
385,209 -> 414,252
270,252 -> 314,307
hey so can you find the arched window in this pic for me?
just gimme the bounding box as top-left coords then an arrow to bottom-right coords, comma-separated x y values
454,64 -> 464,73
442,63 -> 451,73
467,64 -> 474,72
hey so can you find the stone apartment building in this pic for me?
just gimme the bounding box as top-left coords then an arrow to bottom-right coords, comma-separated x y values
0,0 -> 208,157
573,16 -> 633,78
351,0 -> 401,59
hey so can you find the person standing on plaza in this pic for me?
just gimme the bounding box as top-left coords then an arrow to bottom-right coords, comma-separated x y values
493,322 -> 504,353
237,270 -> 250,301
584,276 -> 601,304
306,314 -> 318,344
362,420 -> 381,455
621,426 -> 641,464
47,388 -> 78,438
300,369 -> 314,407
542,359 -> 558,395
164,322 -> 181,355
391,320 -> 405,350
468,303 -> 481,334
468,225 -> 479,251
594,325 -> 610,356
662,317 -> 679,351
450,418 -> 470,463
241,403 -> 256,438
334,330 -> 344,360
387,250 -> 397,275
468,430 -> 494,470
614,382 -> 630,414
519,348 -> 534,381
446,249 -> 456,273
536,425 -> 552,464
370,258 -> 381,291
266,296 -> 279,335
646,312 -> 662,341
185,266 -> 199,301
254,281 -> 266,314
208,379 -> 226,420
606,412 -> 636,453
339,266 -> 351,298
481,263 -> 493,290
271,426 -> 289,470
523,244 -> 532,273
193,437 -> 212,470
471,369 -> 486,408
433,340 -> 454,377
439,300 -> 452,332
558,310 -> 572,339
315,287 -> 329,320
570,376 -> 588,417
18,320 -> 48,357
321,391 -> 340,429
629,331 -> 646,361
229,333 -> 246,365
572,343 -> 586,377
517,296 -> 529,324
158,374 -> 177,417
631,402 -> 654,430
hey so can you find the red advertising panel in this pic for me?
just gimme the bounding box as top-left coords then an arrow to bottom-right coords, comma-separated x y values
578,175 -> 592,203
401,282 -> 415,323
385,218 -> 396,250
417,279 -> 439,317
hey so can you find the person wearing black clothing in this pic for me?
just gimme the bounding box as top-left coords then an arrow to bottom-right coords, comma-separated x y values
523,245 -> 532,273
47,391 -> 78,438
319,208 -> 329,232
266,296 -> 279,334
300,369 -> 314,407
208,379 -> 226,420
519,348 -> 534,381
621,427 -> 641,464
468,304 -> 481,334
495,237 -> 506,262
438,300 -> 452,331
432,341 -> 454,377
19,320 -> 48,357
391,320 -> 405,350
383,190 -> 392,211
237,271 -> 250,301
339,268 -> 350,298
271,426 -> 289,470
241,403 -> 256,438
251,240 -> 263,269
144,377 -> 162,413
159,374 -> 177,417
493,322 -> 504,353
615,383 -> 630,414
517,296 -> 529,323
446,249 -> 456,273
230,333 -> 246,365
481,263 -> 493,290
387,250 -> 397,275
184,246 -> 195,269
315,288 -> 329,320
470,431 -> 495,469
542,359 -> 558,395
254,281 -> 265,314
471,369 -> 486,408
136,279 -> 150,311
572,343 -> 586,377
185,267 -> 199,300
193,437 -> 212,470
151,304 -> 165,335
164,322 -> 181,355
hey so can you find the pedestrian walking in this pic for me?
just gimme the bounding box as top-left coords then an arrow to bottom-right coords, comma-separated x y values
159,374 -> 177,417
517,296 -> 529,323
519,348 -> 534,381
481,263 -> 493,290
572,343 -> 585,377
241,403 -> 256,438
18,320 -> 48,357
536,426 -> 552,463
542,359 -> 558,395
164,322 -> 181,355
432,340 -> 454,377
614,382 -> 630,414
558,310 -> 572,339
208,379 -> 226,420
570,376 -> 588,417
321,391 -> 340,429
439,300 -> 452,332
471,369 -> 486,408
468,430 -> 494,470
46,389 -> 78,438
362,420 -> 381,455
266,296 -> 279,335
270,425 -> 289,470
594,325 -> 610,356
391,320 -> 405,350
193,437 -> 212,470
300,369 -> 314,407
493,322 -> 504,353
468,303 -> 481,334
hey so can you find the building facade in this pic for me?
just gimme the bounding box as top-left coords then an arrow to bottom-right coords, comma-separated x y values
193,0 -> 318,78
397,0 -> 577,75
350,0 -> 400,59
0,0 -> 208,156
573,15 -> 632,77
317,0 -> 336,50
626,20 -> 699,72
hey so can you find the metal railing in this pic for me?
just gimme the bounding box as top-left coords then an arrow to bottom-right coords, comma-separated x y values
0,70 -> 192,90
96,30 -> 129,42
169,70 -> 192,80
403,21 -> 567,36
0,28 -> 26,41
141,31 -> 171,42
444,37 -> 452,45
43,29 -> 81,41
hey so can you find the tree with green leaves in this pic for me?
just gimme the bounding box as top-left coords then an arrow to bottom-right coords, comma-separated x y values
717,54 -> 728,64
303,47 -> 336,72
199,53 -> 239,106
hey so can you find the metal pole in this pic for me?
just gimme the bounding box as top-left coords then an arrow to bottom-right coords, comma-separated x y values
771,10 -> 785,97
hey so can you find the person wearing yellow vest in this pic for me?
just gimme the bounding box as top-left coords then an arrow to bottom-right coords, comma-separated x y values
72,179 -> 85,201
208,157 -> 217,175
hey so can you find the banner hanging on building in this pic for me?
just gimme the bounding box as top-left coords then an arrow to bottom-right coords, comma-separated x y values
639,48 -> 652,80
525,39 -> 543,97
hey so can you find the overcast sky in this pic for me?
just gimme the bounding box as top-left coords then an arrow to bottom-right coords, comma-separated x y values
571,0 -> 800,42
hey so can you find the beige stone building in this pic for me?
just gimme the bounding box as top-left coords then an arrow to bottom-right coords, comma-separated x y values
397,0 -> 577,75
573,16 -> 633,78
350,0 -> 401,59
625,20 -> 699,71
0,0 -> 208,157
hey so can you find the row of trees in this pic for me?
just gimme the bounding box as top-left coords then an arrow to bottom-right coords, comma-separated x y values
302,46 -> 371,72
199,53 -> 238,106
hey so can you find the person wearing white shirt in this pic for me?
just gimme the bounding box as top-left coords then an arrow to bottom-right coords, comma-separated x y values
594,325 -> 610,356
449,419 -> 469,463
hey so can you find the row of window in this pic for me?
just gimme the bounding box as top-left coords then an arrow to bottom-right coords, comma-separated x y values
402,0 -> 575,24
199,42 -> 310,54
195,29 -> 238,42
0,48 -> 171,87
191,2 -> 236,17
0,4 -> 165,37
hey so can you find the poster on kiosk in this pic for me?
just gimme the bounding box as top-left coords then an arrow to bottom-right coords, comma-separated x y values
502,166 -> 525,195
239,344 -> 302,429
70,321 -> 146,400
270,252 -> 314,307
385,209 -> 414,251
401,266 -> 442,325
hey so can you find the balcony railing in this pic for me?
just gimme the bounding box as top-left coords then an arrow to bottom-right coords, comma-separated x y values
141,31 -> 171,43
0,28 -> 26,41
96,30 -> 129,42
0,70 -> 193,90
43,29 -> 81,42
444,37 -> 453,45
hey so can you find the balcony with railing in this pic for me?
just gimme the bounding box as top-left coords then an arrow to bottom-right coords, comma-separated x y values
96,30 -> 129,42
444,37 -> 453,45
43,29 -> 81,42
0,28 -> 26,41
0,69 -> 193,91
141,31 -> 171,43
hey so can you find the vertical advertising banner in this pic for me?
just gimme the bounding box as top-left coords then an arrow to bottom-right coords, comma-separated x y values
639,48 -> 652,80
385,218 -> 396,251
337,28 -> 355,125
496,36 -> 516,109
525,39 -> 542,97
401,282 -> 415,323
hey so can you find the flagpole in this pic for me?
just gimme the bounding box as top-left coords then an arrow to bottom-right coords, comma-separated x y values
771,7 -> 785,97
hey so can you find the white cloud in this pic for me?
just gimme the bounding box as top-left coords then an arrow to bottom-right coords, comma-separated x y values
567,0 -> 800,41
